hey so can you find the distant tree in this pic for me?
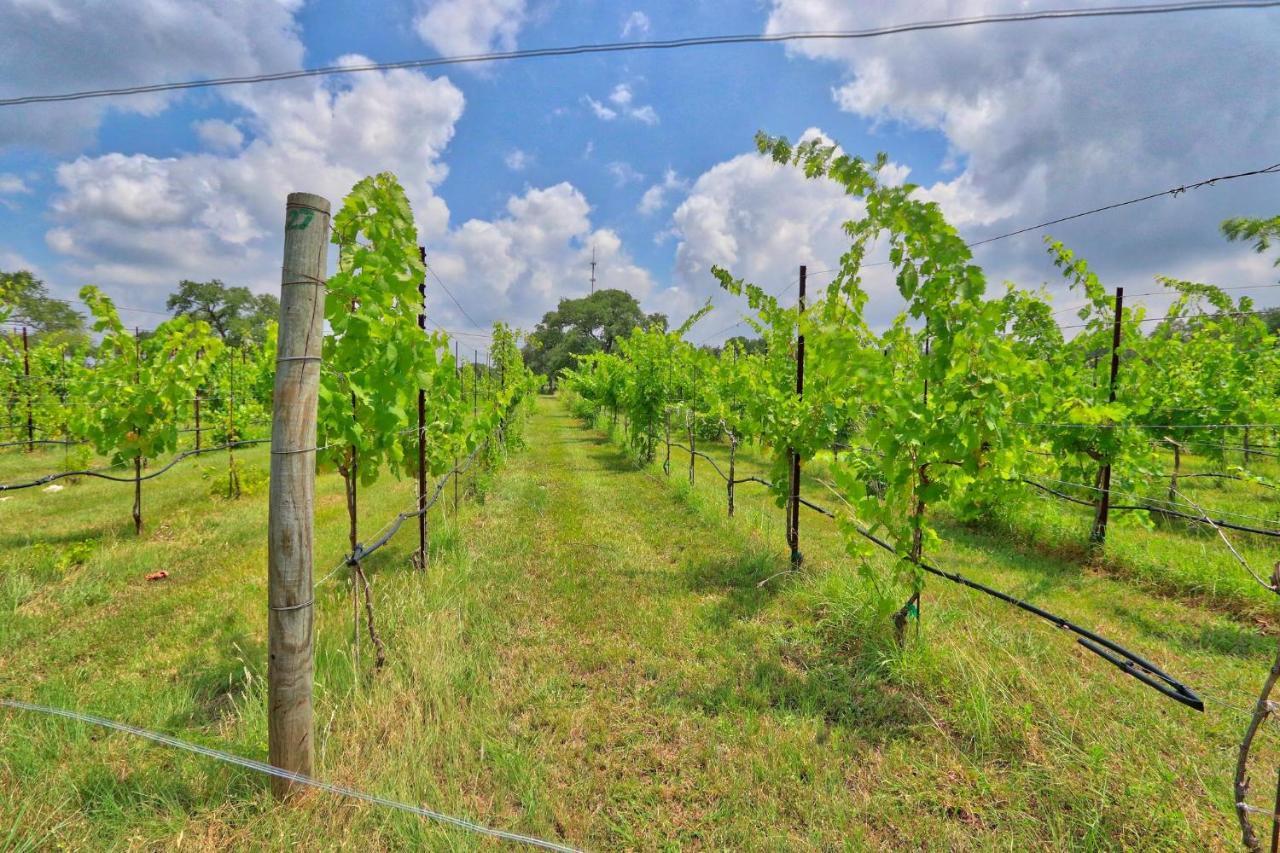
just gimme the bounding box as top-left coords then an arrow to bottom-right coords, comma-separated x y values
523,288 -> 664,381
1222,215 -> 1280,334
0,269 -> 87,344
165,279 -> 279,347
723,334 -> 767,355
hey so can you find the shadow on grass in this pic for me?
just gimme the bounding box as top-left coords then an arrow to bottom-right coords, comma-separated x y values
683,546 -> 788,626
943,518 -> 1087,601
170,616 -> 264,729
676,547 -> 927,740
1106,602 -> 1274,659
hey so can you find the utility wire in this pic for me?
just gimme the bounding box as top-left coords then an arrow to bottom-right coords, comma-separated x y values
3,2 -> 1273,107
967,162 -> 1280,248
425,265 -> 484,332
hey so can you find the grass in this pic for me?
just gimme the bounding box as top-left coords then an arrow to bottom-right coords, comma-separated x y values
0,397 -> 1276,849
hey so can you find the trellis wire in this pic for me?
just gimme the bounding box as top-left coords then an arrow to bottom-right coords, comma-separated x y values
668,435 -> 1204,709
0,698 -> 579,852
0,438 -> 271,492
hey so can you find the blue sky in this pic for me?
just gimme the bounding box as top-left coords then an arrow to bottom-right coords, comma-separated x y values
1,1 -> 1277,345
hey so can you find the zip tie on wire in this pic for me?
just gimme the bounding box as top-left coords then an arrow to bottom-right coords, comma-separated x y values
0,698 -> 580,852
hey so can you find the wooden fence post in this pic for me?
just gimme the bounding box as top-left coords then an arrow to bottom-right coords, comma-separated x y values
787,265 -> 807,566
267,191 -> 330,797
1090,286 -> 1124,547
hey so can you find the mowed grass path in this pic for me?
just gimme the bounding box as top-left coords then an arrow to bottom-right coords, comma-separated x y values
1,397 -> 1276,849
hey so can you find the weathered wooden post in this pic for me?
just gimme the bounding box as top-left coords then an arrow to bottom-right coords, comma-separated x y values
267,191 -> 329,797
1090,286 -> 1124,547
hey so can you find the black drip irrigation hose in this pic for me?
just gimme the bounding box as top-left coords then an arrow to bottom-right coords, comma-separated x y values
679,447 -> 1204,711
842,517 -> 1204,711
0,439 -> 270,492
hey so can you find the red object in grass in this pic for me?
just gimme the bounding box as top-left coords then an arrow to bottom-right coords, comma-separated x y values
145,570 -> 169,582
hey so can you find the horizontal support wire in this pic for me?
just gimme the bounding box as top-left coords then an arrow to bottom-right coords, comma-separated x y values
346,437 -> 491,566
0,438 -> 270,492
0,698 -> 578,852
1021,422 -> 1280,430
684,448 -> 1203,710
0,438 -> 86,449
669,441 -> 730,482
316,429 -> 502,587
1022,475 -> 1280,535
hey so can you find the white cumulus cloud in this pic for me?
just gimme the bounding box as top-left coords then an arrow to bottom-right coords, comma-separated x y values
194,119 -> 245,153
429,182 -> 656,329
414,0 -> 526,57
662,128 -> 915,332
0,173 -> 29,195
504,148 -> 532,171
764,0 -> 1280,303
607,161 -> 645,187
584,83 -> 659,124
638,168 -> 688,216
0,0 -> 304,151
621,11 -> 651,38
43,58 -> 466,304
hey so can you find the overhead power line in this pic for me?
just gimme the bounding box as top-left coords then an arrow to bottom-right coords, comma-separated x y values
1,1 -> 1275,107
695,160 -> 1279,344
425,265 -> 484,331
967,162 -> 1280,248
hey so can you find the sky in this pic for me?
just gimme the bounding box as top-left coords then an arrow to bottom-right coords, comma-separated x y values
1,0 -> 1278,351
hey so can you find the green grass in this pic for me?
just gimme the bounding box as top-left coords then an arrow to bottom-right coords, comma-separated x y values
1,397 -> 1276,849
